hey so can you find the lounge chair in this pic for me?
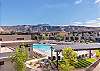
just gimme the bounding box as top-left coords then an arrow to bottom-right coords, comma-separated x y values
58,56 -> 60,60
48,56 -> 56,61
0,61 -> 4,65
50,61 -> 57,70
42,59 -> 57,71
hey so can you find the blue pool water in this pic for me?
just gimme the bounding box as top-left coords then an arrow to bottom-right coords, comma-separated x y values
32,44 -> 51,53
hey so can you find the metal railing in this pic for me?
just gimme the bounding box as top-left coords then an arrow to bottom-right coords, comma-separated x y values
0,52 -> 14,60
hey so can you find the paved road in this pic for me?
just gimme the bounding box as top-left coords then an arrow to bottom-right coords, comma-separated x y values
93,62 -> 100,71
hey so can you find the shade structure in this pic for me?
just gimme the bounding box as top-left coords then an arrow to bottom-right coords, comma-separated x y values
0,40 -> 37,44
52,43 -> 100,51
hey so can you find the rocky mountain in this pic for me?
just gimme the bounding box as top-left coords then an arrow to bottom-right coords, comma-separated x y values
0,27 -> 4,33
0,24 -> 100,33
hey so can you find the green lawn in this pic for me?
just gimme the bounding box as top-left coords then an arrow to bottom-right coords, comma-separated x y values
86,58 -> 96,63
74,58 -> 96,68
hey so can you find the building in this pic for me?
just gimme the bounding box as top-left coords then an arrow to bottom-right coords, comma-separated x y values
65,31 -> 100,42
0,35 -> 35,71
0,34 -> 36,48
0,35 -> 31,41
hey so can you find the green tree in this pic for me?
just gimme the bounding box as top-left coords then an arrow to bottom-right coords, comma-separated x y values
31,35 -> 38,40
95,50 -> 100,58
42,34 -> 48,40
59,61 -> 74,71
10,44 -> 28,71
59,48 -> 77,71
55,35 -> 64,41
62,48 -> 77,65
38,34 -> 42,40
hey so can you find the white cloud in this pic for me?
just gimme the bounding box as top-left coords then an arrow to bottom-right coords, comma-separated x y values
85,20 -> 97,24
75,0 -> 83,5
73,22 -> 82,25
84,23 -> 100,27
72,18 -> 100,27
85,19 -> 100,27
44,3 -> 68,8
95,0 -> 100,4
96,18 -> 100,20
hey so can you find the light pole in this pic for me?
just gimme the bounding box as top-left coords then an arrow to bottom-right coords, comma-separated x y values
50,46 -> 53,60
89,49 -> 92,58
0,43 -> 1,53
55,49 -> 62,71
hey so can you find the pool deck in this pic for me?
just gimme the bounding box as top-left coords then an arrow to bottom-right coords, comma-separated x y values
33,48 -> 50,56
93,62 -> 100,71
0,47 -> 13,53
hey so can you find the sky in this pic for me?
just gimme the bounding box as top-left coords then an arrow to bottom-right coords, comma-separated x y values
0,0 -> 100,27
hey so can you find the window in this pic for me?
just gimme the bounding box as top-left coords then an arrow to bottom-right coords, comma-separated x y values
0,61 -> 4,65
17,38 -> 24,40
0,38 -> 2,41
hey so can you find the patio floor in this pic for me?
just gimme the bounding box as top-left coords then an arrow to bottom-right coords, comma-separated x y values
93,62 -> 100,71
0,60 -> 15,71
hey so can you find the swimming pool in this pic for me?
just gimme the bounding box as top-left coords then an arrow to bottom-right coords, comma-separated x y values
32,44 -> 51,53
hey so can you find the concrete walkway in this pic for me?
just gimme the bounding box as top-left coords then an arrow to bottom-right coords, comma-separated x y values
93,62 -> 100,71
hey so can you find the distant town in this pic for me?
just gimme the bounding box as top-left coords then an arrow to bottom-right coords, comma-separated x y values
0,24 -> 100,43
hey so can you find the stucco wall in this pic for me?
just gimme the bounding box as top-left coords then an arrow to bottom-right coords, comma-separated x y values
0,35 -> 31,41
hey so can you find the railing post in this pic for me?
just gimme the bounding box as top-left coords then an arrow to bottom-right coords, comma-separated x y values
89,50 -> 91,58
56,51 -> 59,71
